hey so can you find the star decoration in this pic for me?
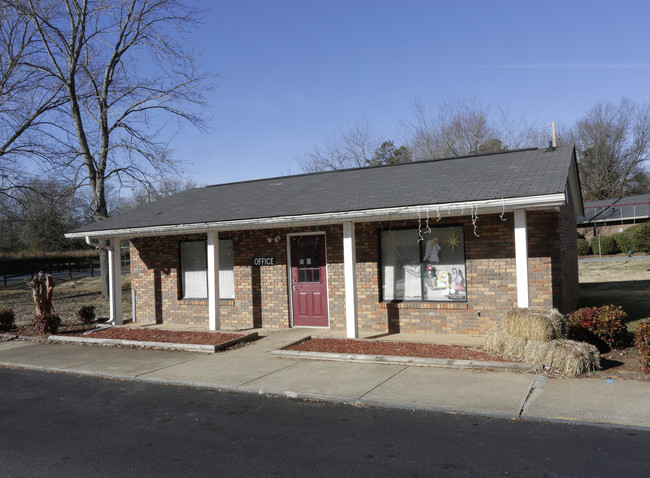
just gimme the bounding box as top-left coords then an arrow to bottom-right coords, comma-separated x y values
446,229 -> 460,253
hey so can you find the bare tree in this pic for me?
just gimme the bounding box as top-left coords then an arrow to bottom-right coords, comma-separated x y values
5,0 -> 215,294
115,176 -> 198,212
0,5 -> 66,196
298,118 -> 380,172
0,177 -> 85,252
402,94 -> 545,160
436,94 -> 495,157
570,98 -> 650,201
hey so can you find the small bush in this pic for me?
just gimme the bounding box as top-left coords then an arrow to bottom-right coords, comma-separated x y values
611,231 -> 632,255
634,222 -> 650,253
75,305 -> 96,324
0,308 -> 15,332
577,238 -> 591,256
634,320 -> 650,373
33,313 -> 61,335
568,305 -> 629,351
617,223 -> 650,254
589,235 -> 618,255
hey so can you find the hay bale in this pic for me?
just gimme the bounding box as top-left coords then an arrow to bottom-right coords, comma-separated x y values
500,308 -> 567,342
484,315 -> 600,377
523,339 -> 600,377
484,327 -> 527,357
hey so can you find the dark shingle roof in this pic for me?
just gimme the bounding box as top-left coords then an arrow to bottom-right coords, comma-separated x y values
577,193 -> 650,224
71,145 -> 576,235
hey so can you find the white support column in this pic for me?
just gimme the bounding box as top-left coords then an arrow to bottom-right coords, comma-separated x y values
207,230 -> 221,330
514,210 -> 530,308
343,221 -> 359,338
108,238 -> 123,325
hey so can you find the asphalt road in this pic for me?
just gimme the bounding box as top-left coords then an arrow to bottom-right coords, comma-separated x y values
0,368 -> 648,477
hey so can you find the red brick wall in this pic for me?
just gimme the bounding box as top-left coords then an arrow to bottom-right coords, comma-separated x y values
129,209 -> 577,334
559,188 -> 580,313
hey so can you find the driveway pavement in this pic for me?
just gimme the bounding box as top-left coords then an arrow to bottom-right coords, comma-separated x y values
1,328 -> 648,430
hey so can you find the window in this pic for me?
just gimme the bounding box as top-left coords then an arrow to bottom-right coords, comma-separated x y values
180,239 -> 235,300
381,226 -> 466,302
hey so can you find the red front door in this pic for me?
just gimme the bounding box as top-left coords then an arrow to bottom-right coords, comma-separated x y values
291,235 -> 328,327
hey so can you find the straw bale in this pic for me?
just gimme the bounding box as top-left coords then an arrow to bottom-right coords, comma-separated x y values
523,339 -> 600,377
484,327 -> 527,357
484,326 -> 600,377
499,308 -> 567,342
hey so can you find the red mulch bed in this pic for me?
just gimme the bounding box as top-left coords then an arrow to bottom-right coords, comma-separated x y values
69,328 -> 244,346
285,337 -> 515,362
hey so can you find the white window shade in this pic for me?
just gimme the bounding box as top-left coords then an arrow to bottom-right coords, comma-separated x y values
219,239 -> 235,299
181,239 -> 235,300
181,241 -> 207,299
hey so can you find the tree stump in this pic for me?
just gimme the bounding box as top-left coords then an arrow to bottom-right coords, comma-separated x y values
25,272 -> 55,315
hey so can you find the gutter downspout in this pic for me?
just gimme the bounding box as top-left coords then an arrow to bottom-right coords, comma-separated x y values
86,236 -> 111,250
85,236 -> 123,325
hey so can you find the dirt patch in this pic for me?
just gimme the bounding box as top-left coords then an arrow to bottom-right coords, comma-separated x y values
285,337 -> 516,363
68,327 -> 244,346
593,347 -> 649,381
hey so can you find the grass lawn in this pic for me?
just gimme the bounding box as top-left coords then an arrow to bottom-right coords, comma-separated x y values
578,258 -> 650,332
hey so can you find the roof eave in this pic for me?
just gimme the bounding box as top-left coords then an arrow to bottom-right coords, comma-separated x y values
65,193 -> 567,240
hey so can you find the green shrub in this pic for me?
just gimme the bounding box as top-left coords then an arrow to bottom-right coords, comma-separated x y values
611,231 -> 632,255
634,320 -> 650,373
632,222 -> 650,253
33,313 -> 61,335
0,308 -> 15,332
568,305 -> 629,351
577,238 -> 591,256
617,223 -> 650,254
589,235 -> 618,255
75,305 -> 96,324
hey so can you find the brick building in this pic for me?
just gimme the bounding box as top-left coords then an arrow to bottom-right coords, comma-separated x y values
66,145 -> 583,338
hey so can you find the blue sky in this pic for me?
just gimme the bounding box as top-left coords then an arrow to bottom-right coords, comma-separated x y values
173,0 -> 650,185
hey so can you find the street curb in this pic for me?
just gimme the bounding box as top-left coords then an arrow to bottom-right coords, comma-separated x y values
47,332 -> 259,353
272,349 -> 541,372
4,362 -> 647,431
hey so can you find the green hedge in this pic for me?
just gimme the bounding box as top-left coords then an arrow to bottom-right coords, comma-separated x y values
589,235 -> 619,255
611,231 -> 631,254
577,238 -> 591,256
611,223 -> 650,254
630,222 -> 650,253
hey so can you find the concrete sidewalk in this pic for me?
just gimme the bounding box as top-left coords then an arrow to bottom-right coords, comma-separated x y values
1,328 -> 649,430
